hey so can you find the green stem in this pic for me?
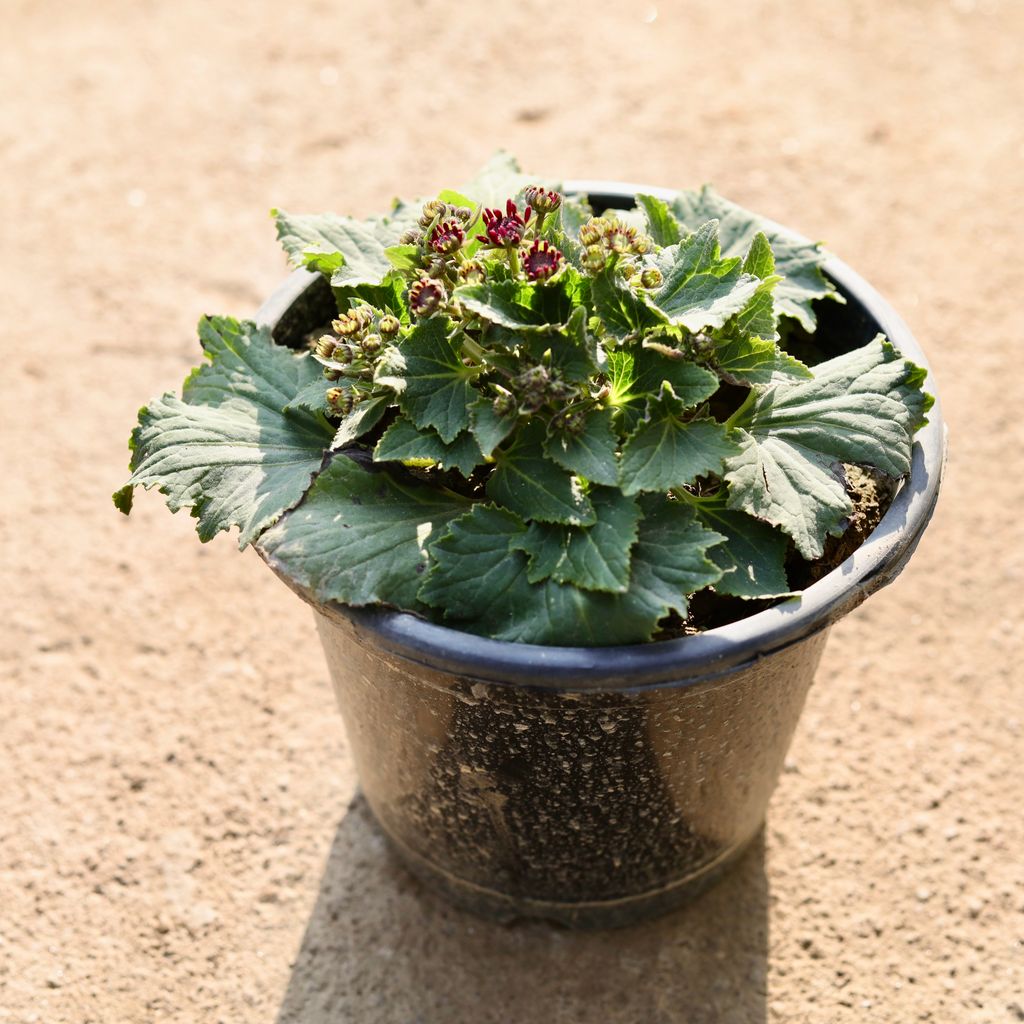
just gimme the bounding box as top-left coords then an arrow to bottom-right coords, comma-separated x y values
724,388 -> 758,430
507,247 -> 520,276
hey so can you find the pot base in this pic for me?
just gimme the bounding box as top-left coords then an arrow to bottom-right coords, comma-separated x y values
379,815 -> 760,930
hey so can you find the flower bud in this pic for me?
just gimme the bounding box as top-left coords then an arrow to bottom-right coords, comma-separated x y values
525,186 -> 562,214
419,198 -> 447,228
323,368 -> 342,381
331,341 -> 358,364
399,228 -> 423,246
640,267 -> 664,289
458,260 -> 487,285
332,306 -> 372,336
360,333 -> 382,356
429,218 -> 465,255
378,314 -> 400,338
453,206 -> 474,224
325,387 -> 356,415
314,335 -> 337,360
583,244 -> 606,271
409,277 -> 448,317
578,221 -> 602,246
492,392 -> 516,418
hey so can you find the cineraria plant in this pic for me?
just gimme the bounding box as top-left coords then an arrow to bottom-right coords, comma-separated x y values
114,155 -> 931,646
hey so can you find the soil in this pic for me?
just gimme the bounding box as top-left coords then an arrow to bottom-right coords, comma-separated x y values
2,2 -> 1021,1023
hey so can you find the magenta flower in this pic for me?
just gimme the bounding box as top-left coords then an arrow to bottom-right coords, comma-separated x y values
520,239 -> 563,281
476,198 -> 532,248
429,218 -> 465,255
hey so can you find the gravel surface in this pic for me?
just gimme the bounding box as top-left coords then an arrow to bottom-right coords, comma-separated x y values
2,1 -> 1021,1021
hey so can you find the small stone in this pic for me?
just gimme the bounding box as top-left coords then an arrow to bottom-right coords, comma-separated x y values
915,887 -> 932,902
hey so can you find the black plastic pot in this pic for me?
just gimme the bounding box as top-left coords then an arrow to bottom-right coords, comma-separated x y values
255,183 -> 946,928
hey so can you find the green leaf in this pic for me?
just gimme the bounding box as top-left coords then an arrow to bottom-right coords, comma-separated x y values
742,231 -> 776,280
619,384 -> 741,495
301,250 -> 344,277
724,430 -> 851,561
544,406 -> 619,486
688,494 -> 792,599
285,377 -> 336,417
726,279 -> 781,342
487,423 -> 595,526
420,499 -> 723,645
273,209 -> 412,288
590,269 -> 662,341
257,455 -> 470,611
374,318 -> 475,442
454,280 -> 559,332
383,244 -> 421,271
670,187 -> 838,330
510,488 -> 641,592
725,336 -> 928,557
608,348 -> 721,434
713,333 -> 811,386
522,306 -> 602,383
116,317 -> 332,547
636,194 -> 681,247
649,220 -> 762,332
374,416 -> 484,476
330,394 -> 390,449
469,396 -> 517,457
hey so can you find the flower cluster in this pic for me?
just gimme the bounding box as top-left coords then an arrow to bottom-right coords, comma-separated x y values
313,304 -> 398,411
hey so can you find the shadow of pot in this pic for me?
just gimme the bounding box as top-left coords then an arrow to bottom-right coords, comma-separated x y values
255,183 -> 946,929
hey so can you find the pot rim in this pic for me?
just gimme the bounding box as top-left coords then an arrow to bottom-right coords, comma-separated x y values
255,180 -> 946,689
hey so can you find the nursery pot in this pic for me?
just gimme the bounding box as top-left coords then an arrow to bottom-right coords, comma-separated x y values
256,183 -> 946,929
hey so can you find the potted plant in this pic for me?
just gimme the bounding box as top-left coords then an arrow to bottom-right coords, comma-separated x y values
115,154 -> 944,928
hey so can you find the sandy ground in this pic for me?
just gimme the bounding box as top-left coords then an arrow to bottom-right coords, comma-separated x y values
2,0 -> 1022,1021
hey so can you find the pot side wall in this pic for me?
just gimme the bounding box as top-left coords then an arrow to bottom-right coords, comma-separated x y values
315,608 -> 829,926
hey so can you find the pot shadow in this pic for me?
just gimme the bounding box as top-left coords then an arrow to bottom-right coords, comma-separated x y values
276,794 -> 768,1024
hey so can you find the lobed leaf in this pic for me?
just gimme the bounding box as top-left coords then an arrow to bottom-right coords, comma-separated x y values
115,317 -> 333,547
257,454 -> 470,611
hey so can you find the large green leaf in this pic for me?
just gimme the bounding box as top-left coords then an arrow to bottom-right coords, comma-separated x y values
273,207 -> 416,288
671,187 -> 838,330
487,423 -> 595,526
544,406 -> 619,486
374,318 -> 476,443
374,416 -> 484,476
688,494 -> 793,599
257,455 -> 470,610
419,499 -> 724,645
590,269 -> 662,341
468,396 -> 517,457
619,384 -> 741,495
712,333 -> 811,387
114,317 -> 332,547
636,194 -> 682,247
648,221 -> 761,332
725,336 -> 929,557
608,348 -> 720,434
330,394 -> 391,450
510,488 -> 641,592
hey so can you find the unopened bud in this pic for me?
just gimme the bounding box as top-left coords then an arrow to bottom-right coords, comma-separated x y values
578,221 -> 602,246
360,333 -> 382,355
331,341 -> 358,364
378,314 -> 400,337
458,260 -> 486,285
453,206 -> 474,224
640,267 -> 663,289
419,198 -> 447,228
314,335 -> 337,360
323,368 -> 342,381
325,387 -> 356,415
583,244 -> 606,271
492,392 -> 516,418
525,186 -> 562,214
409,277 -> 447,317
398,228 -> 423,246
